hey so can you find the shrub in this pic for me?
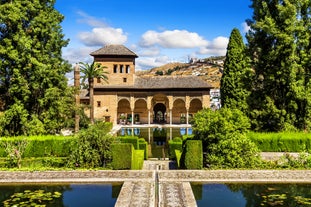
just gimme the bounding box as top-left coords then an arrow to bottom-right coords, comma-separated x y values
111,143 -> 133,170
138,138 -> 148,160
192,108 -> 260,168
168,137 -> 183,159
248,132 -> 311,152
67,122 -> 113,168
132,150 -> 144,170
183,140 -> 203,169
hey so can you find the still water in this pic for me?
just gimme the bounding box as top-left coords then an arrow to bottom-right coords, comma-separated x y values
192,183 -> 311,207
0,183 -> 122,207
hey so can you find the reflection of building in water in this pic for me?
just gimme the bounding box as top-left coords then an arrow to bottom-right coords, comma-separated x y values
80,45 -> 214,125
210,89 -> 221,110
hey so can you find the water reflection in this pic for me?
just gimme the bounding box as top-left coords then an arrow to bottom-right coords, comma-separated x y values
192,183 -> 311,207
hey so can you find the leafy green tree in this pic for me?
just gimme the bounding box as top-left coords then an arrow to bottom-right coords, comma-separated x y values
247,0 -> 311,131
0,0 -> 73,136
192,108 -> 260,168
79,62 -> 108,124
220,28 -> 251,113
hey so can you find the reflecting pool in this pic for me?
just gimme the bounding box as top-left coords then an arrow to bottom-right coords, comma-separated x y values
118,127 -> 192,158
0,183 -> 122,207
191,183 -> 311,207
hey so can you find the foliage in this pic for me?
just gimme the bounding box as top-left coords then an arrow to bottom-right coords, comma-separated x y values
111,143 -> 133,170
1,139 -> 27,168
247,0 -> 311,131
192,108 -> 260,168
138,138 -> 148,160
248,132 -> 311,152
132,150 -> 144,170
79,62 -> 108,124
3,189 -> 62,207
67,122 -> 113,168
220,28 -> 251,113
0,1 -> 74,136
168,137 -> 183,159
182,140 -> 203,169
0,136 -> 73,158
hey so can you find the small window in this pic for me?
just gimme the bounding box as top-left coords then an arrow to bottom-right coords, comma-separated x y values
97,101 -> 101,107
123,78 -> 127,83
113,65 -> 118,73
125,65 -> 130,73
97,78 -> 101,83
120,65 -> 124,73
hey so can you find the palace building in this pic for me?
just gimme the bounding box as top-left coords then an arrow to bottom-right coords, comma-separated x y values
82,44 -> 214,125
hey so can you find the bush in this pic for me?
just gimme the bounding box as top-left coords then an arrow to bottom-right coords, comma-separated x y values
138,138 -> 148,160
132,150 -> 144,170
111,143 -> 133,170
67,122 -> 113,168
117,136 -> 139,149
168,137 -> 183,159
183,140 -> 203,169
248,132 -> 311,152
192,108 -> 260,168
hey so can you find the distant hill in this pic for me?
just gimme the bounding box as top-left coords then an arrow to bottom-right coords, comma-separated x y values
136,56 -> 225,88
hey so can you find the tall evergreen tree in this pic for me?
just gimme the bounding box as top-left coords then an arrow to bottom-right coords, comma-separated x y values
247,0 -> 311,131
0,0 -> 73,135
220,28 -> 251,113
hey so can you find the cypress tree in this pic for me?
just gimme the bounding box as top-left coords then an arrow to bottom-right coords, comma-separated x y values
247,0 -> 311,131
0,0 -> 73,135
220,28 -> 251,113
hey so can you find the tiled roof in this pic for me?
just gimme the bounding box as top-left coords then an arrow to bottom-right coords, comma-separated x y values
134,76 -> 212,89
90,44 -> 138,57
94,76 -> 213,89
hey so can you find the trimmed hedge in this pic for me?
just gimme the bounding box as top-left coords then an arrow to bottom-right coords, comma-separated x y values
0,136 -> 74,157
132,150 -> 144,170
168,137 -> 183,159
175,150 -> 182,168
117,136 -> 139,149
138,138 -> 148,160
248,132 -> 311,152
183,140 -> 203,169
111,143 -> 133,170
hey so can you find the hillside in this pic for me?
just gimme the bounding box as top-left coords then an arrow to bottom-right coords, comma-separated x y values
136,57 -> 224,88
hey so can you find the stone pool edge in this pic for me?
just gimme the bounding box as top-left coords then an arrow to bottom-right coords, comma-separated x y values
0,170 -> 311,184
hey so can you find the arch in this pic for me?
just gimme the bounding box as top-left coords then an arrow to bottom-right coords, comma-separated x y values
153,103 -> 166,123
189,98 -> 203,113
117,99 -> 131,124
172,99 -> 186,124
134,99 -> 148,123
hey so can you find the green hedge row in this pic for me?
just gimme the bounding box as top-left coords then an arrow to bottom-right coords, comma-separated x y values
0,136 -> 74,157
111,143 -> 133,169
0,157 -> 67,168
110,143 -> 144,170
168,137 -> 183,159
248,132 -> 311,152
183,140 -> 203,169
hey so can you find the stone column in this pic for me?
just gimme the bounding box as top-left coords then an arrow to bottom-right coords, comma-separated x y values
74,63 -> 80,133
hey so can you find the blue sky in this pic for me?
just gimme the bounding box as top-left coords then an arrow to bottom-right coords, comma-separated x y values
55,0 -> 253,70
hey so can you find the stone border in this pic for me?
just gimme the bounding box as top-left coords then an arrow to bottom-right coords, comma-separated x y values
1,170 -> 311,183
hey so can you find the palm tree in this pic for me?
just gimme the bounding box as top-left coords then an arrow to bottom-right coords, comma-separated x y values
79,62 -> 108,124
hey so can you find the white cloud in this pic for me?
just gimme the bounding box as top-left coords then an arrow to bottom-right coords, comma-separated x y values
242,22 -> 250,33
63,47 -> 95,64
78,27 -> 127,47
76,11 -> 107,28
139,30 -> 208,48
136,56 -> 171,70
138,47 -> 161,57
198,36 -> 229,56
